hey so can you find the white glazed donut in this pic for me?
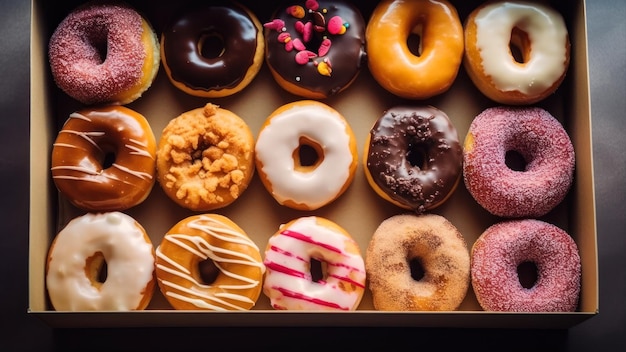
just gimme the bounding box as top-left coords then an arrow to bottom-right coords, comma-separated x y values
45,212 -> 155,311
263,216 -> 366,311
464,0 -> 570,105
255,101 -> 358,210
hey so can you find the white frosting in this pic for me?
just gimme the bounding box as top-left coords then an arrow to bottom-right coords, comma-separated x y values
155,215 -> 265,311
255,103 -> 355,210
263,216 -> 366,310
474,1 -> 568,94
46,212 -> 155,311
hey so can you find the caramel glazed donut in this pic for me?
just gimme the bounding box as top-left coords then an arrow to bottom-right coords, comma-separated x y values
48,1 -> 160,105
366,213 -> 470,311
155,214 -> 265,311
364,106 -> 463,213
46,212 -> 155,311
464,0 -> 570,105
263,0 -> 367,99
51,106 -> 156,212
160,2 -> 265,98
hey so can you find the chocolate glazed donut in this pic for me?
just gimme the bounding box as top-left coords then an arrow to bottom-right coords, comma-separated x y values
160,2 -> 264,97
364,106 -> 463,213
264,0 -> 367,99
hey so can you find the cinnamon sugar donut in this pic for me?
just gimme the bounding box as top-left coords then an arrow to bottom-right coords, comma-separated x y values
471,219 -> 581,312
366,214 -> 470,311
156,103 -> 255,211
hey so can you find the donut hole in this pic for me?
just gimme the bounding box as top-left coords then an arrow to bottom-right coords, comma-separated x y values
505,150 -> 527,171
293,137 -> 324,170
409,257 -> 425,281
86,32 -> 108,64
406,142 -> 429,169
85,251 -> 108,288
509,27 -> 531,64
198,259 -> 220,285
198,32 -> 226,59
407,23 -> 424,57
517,261 -> 539,289
310,258 -> 327,283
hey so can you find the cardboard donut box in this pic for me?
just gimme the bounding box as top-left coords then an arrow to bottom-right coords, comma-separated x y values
29,0 -> 598,328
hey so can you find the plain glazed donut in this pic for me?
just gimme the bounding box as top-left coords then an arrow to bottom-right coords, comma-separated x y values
46,212 -> 155,311
48,1 -> 160,105
366,0 -> 464,99
366,213 -> 470,311
156,103 -> 255,211
364,105 -> 463,213
155,214 -> 265,311
471,219 -> 581,312
255,100 -> 358,210
51,106 -> 156,211
263,216 -> 366,310
464,0 -> 570,105
463,106 -> 575,218
263,0 -> 367,99
160,2 -> 264,98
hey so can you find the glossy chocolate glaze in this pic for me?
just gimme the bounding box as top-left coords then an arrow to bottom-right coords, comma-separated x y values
161,4 -> 259,91
265,0 -> 366,97
366,106 -> 463,213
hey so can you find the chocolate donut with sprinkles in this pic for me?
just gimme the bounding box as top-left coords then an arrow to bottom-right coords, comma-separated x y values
263,0 -> 367,99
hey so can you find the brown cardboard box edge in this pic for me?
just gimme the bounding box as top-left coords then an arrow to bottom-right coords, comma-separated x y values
28,0 -> 599,328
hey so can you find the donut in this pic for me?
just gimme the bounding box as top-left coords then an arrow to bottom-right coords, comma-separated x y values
366,214 -> 470,311
155,214 -> 265,311
464,0 -> 570,105
48,1 -> 160,105
160,2 -> 264,98
364,105 -> 463,213
263,0 -> 367,99
263,216 -> 366,311
156,103 -> 255,211
255,100 -> 358,211
46,212 -> 155,311
51,106 -> 156,211
366,0 -> 464,100
463,106 -> 575,218
471,219 -> 581,312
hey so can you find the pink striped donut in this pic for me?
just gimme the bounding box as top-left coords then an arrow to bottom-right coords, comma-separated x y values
463,106 -> 575,217
48,2 -> 160,105
471,219 -> 581,312
262,216 -> 366,310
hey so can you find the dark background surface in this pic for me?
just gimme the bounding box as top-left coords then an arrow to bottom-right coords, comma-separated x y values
1,1 -> 624,350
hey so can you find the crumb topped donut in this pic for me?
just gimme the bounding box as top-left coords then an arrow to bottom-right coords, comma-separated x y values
264,0 -> 367,99
48,1 -> 160,105
46,212 -> 155,311
463,106 -> 575,218
366,213 -> 470,311
364,106 -> 463,213
471,219 -> 581,312
160,2 -> 265,97
156,103 -> 255,211
464,0 -> 570,104
155,214 -> 265,311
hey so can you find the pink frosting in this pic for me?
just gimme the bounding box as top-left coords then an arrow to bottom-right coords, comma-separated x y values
463,106 -> 575,217
48,3 -> 146,104
471,219 -> 581,312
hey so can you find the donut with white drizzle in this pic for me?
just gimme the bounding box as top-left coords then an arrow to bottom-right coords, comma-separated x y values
263,216 -> 366,311
155,214 -> 265,311
51,106 -> 156,211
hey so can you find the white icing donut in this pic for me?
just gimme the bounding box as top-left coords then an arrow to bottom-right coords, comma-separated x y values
464,0 -> 570,104
263,216 -> 366,311
255,101 -> 357,210
46,212 -> 155,311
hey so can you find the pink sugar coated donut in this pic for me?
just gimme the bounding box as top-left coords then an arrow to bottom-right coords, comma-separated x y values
48,2 -> 149,105
471,219 -> 581,312
463,106 -> 575,218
